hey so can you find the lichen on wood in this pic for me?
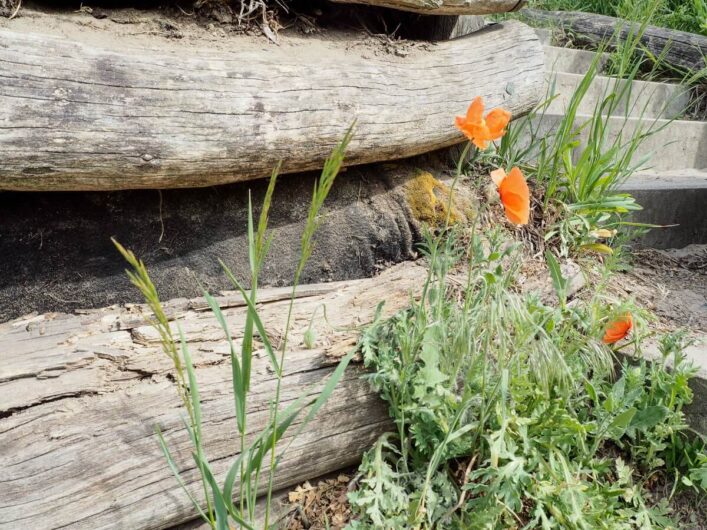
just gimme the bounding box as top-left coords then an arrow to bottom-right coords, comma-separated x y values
405,171 -> 476,228
405,170 -> 466,226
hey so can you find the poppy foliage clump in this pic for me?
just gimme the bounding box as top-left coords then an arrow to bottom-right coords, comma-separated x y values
455,97 -> 633,345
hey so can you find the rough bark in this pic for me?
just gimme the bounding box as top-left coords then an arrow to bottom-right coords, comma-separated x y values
521,9 -> 707,71
0,20 -> 544,191
0,261 -> 425,529
329,0 -> 525,15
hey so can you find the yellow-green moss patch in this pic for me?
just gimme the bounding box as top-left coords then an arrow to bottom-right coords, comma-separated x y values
405,171 -> 463,227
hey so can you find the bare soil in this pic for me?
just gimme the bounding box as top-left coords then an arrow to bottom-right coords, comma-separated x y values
621,245 -> 707,333
0,2 -> 429,55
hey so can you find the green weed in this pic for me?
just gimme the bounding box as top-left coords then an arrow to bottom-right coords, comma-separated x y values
114,127 -> 356,529
348,227 -> 706,529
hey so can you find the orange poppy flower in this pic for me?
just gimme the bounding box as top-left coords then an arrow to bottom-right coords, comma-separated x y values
455,97 -> 511,150
603,313 -> 633,344
490,167 -> 530,225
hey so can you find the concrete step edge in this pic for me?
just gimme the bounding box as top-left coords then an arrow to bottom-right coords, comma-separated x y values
523,113 -> 707,173
624,169 -> 707,186
535,28 -> 552,45
620,172 -> 707,248
547,70 -> 689,94
544,45 -> 608,74
544,72 -> 689,119
536,112 -> 706,130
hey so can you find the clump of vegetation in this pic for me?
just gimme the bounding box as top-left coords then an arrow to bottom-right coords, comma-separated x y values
485,32 -> 672,257
346,42 -> 706,526
114,7 -> 706,525
349,226 -> 706,528
529,0 -> 707,36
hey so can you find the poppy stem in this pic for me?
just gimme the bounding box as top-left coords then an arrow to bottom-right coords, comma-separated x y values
444,141 -> 472,230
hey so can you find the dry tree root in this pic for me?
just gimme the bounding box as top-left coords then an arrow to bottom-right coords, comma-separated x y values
194,0 -> 286,40
194,0 -> 286,25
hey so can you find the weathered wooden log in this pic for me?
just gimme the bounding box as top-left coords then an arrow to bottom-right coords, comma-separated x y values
397,14 -> 487,40
521,9 -> 707,71
0,262 -> 425,529
329,0 -> 525,15
0,20 -> 544,191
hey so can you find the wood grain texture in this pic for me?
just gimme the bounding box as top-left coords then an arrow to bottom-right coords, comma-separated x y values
0,262 -> 426,529
329,0 -> 525,15
522,9 -> 707,71
0,21 -> 544,191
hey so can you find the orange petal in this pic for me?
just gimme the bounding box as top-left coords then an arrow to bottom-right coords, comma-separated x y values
455,115 -> 470,135
602,313 -> 633,344
501,193 -> 529,225
455,117 -> 489,149
472,136 -> 489,150
499,167 -> 529,225
475,122 -> 494,150
466,96 -> 484,124
485,108 -> 511,140
490,168 -> 506,187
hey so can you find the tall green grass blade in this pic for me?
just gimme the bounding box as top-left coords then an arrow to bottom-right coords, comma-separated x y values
178,327 -> 219,523
545,250 -> 569,306
179,326 -> 202,433
218,261 -> 279,373
155,427 -> 210,524
221,393 -> 312,510
202,291 -> 246,434
242,195 -> 257,396
199,458 -> 254,530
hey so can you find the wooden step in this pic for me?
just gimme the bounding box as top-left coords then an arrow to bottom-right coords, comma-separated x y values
0,262 -> 425,529
0,20 -> 544,191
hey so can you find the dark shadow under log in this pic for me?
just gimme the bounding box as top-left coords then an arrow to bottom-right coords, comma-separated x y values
0,155 -> 476,323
